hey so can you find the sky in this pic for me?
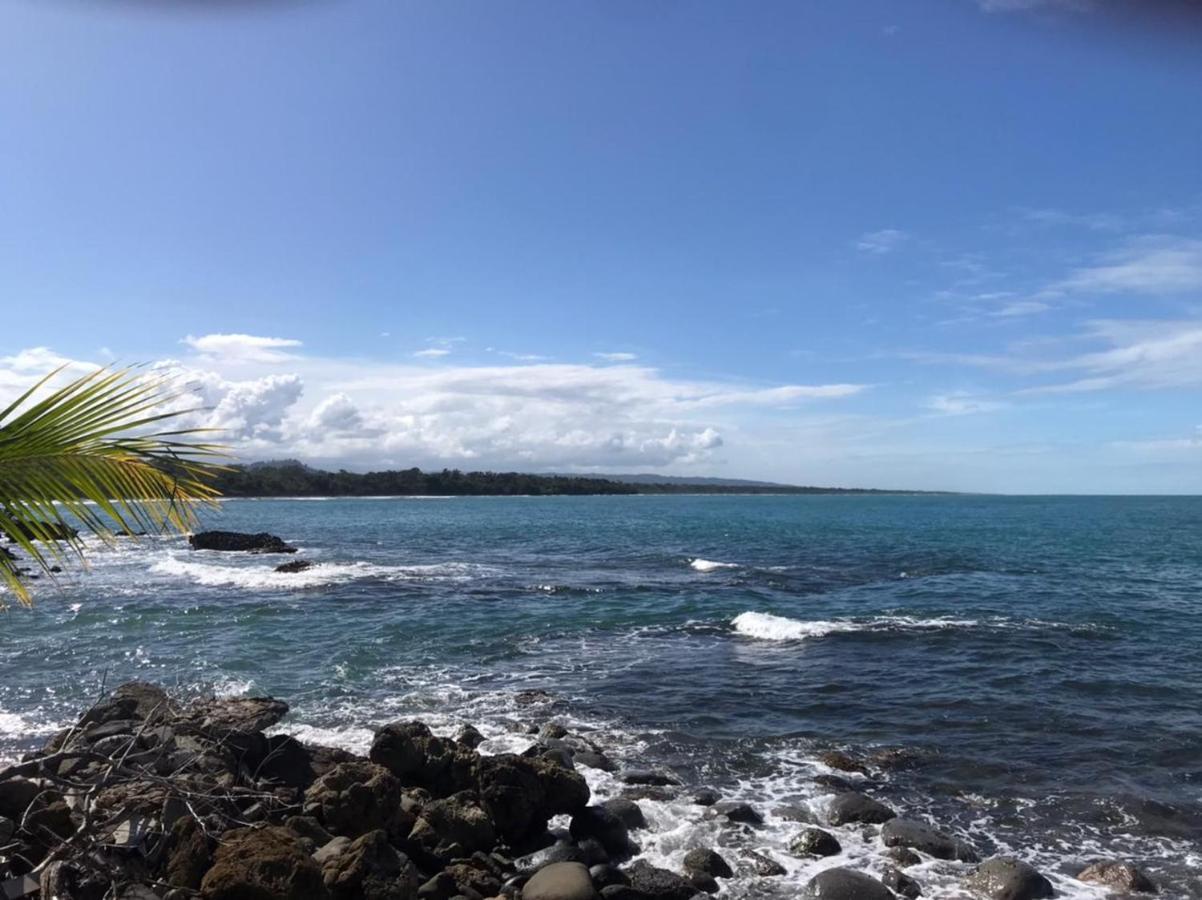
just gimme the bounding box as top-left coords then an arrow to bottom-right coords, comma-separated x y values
2,0 -> 1201,493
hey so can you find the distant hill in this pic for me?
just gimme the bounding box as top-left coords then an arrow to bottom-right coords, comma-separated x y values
213,461 -> 940,497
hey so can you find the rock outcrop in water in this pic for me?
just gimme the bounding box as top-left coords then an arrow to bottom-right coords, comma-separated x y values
188,531 -> 298,553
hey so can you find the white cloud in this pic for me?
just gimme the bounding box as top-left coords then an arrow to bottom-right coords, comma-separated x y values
975,0 -> 1093,12
927,392 -> 1007,415
595,352 -> 638,362
182,333 -> 303,364
414,348 -> 451,359
1057,236 -> 1202,295
992,300 -> 1052,318
855,228 -> 908,255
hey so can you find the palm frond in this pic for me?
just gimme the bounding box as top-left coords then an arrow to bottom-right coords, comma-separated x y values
0,366 -> 227,607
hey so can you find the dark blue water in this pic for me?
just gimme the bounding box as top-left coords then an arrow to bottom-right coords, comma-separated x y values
3,495 -> 1200,896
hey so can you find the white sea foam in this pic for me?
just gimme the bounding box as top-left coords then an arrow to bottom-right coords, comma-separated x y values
734,611 -> 990,642
690,558 -> 739,572
149,558 -> 495,590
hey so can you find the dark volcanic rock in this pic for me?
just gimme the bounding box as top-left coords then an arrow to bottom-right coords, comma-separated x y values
275,559 -> 315,573
623,859 -> 699,900
883,865 -> 922,899
790,827 -> 842,857
826,791 -> 896,826
320,828 -> 419,900
881,818 -> 978,861
370,721 -> 478,796
411,793 -> 496,860
303,761 -> 409,840
965,857 -> 1055,900
164,816 -> 214,889
682,848 -> 733,879
185,696 -> 289,736
711,801 -> 763,825
456,724 -> 486,748
477,753 -> 590,844
571,805 -> 633,859
691,788 -> 720,807
189,530 -> 298,553
602,798 -> 647,831
621,769 -> 681,787
744,850 -> 786,877
802,867 -> 895,900
886,846 -> 923,868
199,825 -> 328,899
818,750 -> 871,775
515,840 -> 588,875
1076,860 -> 1157,894
258,734 -> 315,789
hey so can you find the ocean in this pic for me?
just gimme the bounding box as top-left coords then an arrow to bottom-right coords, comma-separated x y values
2,494 -> 1200,896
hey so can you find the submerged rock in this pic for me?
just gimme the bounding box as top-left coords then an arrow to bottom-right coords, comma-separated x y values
883,865 -> 923,899
275,559 -> 315,573
802,867 -> 895,900
881,818 -> 978,861
189,530 -> 297,553
965,857 -> 1055,900
1077,861 -> 1157,893
826,791 -> 896,826
818,750 -> 871,775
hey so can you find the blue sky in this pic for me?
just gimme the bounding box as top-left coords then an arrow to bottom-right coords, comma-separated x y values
2,0 -> 1201,492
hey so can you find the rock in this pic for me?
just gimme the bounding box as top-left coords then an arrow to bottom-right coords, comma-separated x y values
259,734 -> 316,789
523,862 -> 598,900
886,846 -> 922,868
573,751 -> 616,772
303,761 -> 409,840
814,774 -> 857,793
818,751 -> 870,775
777,803 -> 816,823
444,858 -> 503,897
790,827 -> 842,857
515,690 -> 554,707
164,817 -> 213,889
883,866 -> 922,899
964,857 -> 1055,900
477,753 -> 590,844
540,722 -> 570,740
711,801 -> 763,825
1077,861 -> 1157,894
186,696 -> 289,736
602,798 -> 646,831
371,721 -> 479,796
681,848 -> 732,879
199,825 -> 329,900
621,769 -> 680,787
275,560 -> 315,573
39,861 -> 108,900
321,828 -> 419,900
623,860 -> 699,900
691,788 -> 720,807
590,864 -> 629,889
577,837 -> 612,866
743,851 -> 786,877
457,725 -> 487,748
417,871 -> 458,899
826,792 -> 896,826
3,520 -> 78,542
0,777 -> 42,819
881,818 -> 978,862
314,836 -> 352,865
189,530 -> 298,553
686,871 -> 719,894
802,867 -> 895,900
308,743 -> 363,780
80,682 -> 173,727
515,841 -> 588,876
412,793 -> 497,859
0,814 -> 13,844
571,806 -> 633,859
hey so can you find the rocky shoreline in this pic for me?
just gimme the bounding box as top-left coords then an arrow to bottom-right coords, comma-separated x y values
0,684 -> 1162,900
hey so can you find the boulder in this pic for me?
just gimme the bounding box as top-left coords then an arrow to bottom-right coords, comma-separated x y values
818,751 -> 870,775
199,825 -> 328,899
623,860 -> 699,900
320,828 -> 419,900
258,734 -> 316,789
0,777 -> 43,819
164,816 -> 214,889
691,789 -> 720,807
743,850 -> 785,877
790,827 -> 841,857
826,792 -> 896,826
802,867 -> 895,900
711,801 -> 763,825
602,798 -> 646,831
621,770 -> 681,787
303,761 -> 409,840
523,861 -> 599,900
516,841 -> 589,876
883,866 -> 922,899
411,793 -> 496,859
886,846 -> 922,868
189,531 -> 298,553
590,864 -> 629,889
681,848 -> 732,879
370,721 -> 478,796
881,818 -> 978,862
477,753 -> 590,844
964,857 -> 1054,900
185,697 -> 289,736
814,773 -> 857,793
570,806 -> 633,859
456,724 -> 487,748
80,682 -> 173,727
1076,861 -> 1157,894
275,560 -> 315,573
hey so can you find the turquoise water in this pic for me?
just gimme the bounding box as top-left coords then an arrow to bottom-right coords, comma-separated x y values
2,495 -> 1200,896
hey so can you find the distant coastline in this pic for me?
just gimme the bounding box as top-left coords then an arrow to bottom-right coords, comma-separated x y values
214,460 -> 947,498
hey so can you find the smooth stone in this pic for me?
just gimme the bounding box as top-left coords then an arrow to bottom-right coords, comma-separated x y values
965,857 -> 1055,900
522,862 -> 598,900
802,867 -> 895,900
826,791 -> 896,826
790,827 -> 842,857
681,848 -> 733,879
691,788 -> 720,807
818,750 -> 870,775
602,798 -> 647,831
711,801 -> 764,825
1077,861 -> 1157,894
881,818 -> 978,862
744,850 -> 786,877
883,865 -> 922,899
621,769 -> 681,787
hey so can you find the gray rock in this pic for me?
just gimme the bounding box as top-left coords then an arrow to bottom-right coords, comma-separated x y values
573,750 -> 616,772
589,865 -> 629,889
886,846 -> 922,868
571,806 -> 633,859
682,848 -> 733,879
189,530 -> 297,553
965,857 -> 1054,900
686,870 -> 719,894
1076,861 -> 1157,894
691,788 -> 720,807
523,862 -> 598,900
743,850 -> 785,877
621,769 -> 681,787
826,791 -> 896,826
818,750 -> 870,775
711,800 -> 764,825
623,860 -> 698,900
790,827 -> 842,857
881,818 -> 978,862
883,866 -> 922,899
456,724 -> 487,748
802,867 -> 895,900
602,798 -> 647,831
516,841 -> 588,876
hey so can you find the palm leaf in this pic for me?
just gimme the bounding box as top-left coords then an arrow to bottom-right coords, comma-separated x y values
0,365 -> 227,607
